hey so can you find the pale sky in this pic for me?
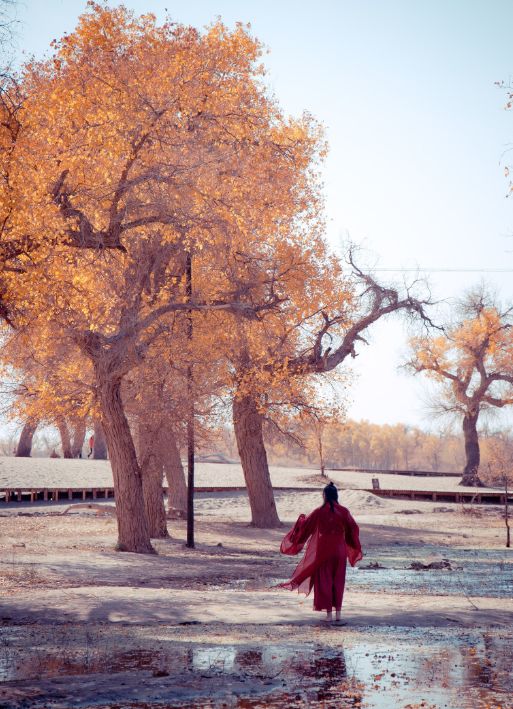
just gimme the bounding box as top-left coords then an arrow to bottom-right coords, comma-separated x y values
9,0 -> 513,429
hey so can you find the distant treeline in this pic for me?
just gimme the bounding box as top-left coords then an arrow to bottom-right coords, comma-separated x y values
2,418 -> 504,477
211,419 -> 469,472
266,420 -> 467,472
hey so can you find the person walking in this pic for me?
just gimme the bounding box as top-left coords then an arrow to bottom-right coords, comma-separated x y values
279,482 -> 362,623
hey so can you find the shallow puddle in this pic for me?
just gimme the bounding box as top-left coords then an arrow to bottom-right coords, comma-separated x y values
1,626 -> 511,708
346,545 -> 513,599
257,545 -> 513,599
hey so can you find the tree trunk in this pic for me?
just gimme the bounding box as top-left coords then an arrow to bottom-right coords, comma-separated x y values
16,420 -> 37,457
138,423 -> 169,539
57,419 -> 73,458
97,374 -> 154,553
316,428 -> 326,477
71,419 -> 87,458
161,424 -> 187,517
233,394 -> 281,528
93,419 -> 108,459
460,411 -> 484,487
185,252 -> 195,548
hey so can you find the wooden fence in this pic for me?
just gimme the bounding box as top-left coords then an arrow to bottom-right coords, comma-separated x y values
327,467 -> 461,477
0,485 -> 511,505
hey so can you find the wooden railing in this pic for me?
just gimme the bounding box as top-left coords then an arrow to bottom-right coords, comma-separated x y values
327,467 -> 461,477
0,486 -> 511,505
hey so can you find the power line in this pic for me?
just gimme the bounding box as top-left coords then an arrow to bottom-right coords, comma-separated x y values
371,268 -> 513,273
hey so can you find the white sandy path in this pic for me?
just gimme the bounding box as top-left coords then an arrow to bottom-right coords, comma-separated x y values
0,457 -> 496,493
2,585 -> 511,629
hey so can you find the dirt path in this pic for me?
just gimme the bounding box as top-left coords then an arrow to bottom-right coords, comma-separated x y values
2,585 -> 512,629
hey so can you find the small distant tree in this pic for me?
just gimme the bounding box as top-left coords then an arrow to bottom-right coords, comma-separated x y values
309,414 -> 328,477
408,288 -> 513,487
298,399 -> 345,477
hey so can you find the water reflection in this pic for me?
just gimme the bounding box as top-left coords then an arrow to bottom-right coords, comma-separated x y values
461,633 -> 513,694
192,646 -> 236,672
1,629 -> 511,708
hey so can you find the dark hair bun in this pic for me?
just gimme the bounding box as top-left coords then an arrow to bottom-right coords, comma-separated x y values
323,481 -> 338,509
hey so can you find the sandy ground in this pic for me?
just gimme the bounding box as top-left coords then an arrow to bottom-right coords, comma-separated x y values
0,460 -> 512,708
0,456 -> 501,492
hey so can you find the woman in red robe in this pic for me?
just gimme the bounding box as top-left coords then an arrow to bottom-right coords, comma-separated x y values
279,482 -> 362,622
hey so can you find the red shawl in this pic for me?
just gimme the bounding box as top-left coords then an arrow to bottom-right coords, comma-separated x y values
279,502 -> 363,596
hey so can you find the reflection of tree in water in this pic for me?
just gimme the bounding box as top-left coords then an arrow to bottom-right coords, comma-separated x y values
236,649 -> 263,671
293,650 -> 349,701
463,633 -> 513,694
185,647 -> 194,673
16,646 -> 161,681
416,647 -> 456,690
304,652 -> 346,679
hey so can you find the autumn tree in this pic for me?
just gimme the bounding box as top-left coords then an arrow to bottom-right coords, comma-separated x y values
227,253 -> 434,527
219,235 -> 346,527
408,288 -> 513,486
0,317 -> 93,455
1,5 -> 327,552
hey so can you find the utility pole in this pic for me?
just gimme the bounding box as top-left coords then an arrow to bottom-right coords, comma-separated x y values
186,252 -> 195,549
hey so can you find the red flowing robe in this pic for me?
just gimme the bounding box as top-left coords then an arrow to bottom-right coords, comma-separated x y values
279,502 -> 363,611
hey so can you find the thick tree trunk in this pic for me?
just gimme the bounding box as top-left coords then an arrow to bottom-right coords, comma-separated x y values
71,419 -> 87,458
138,423 -> 168,539
16,420 -> 37,457
97,375 -> 154,553
93,420 -> 108,460
57,419 -> 73,459
460,411 -> 484,487
233,394 -> 281,528
161,424 -> 187,517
